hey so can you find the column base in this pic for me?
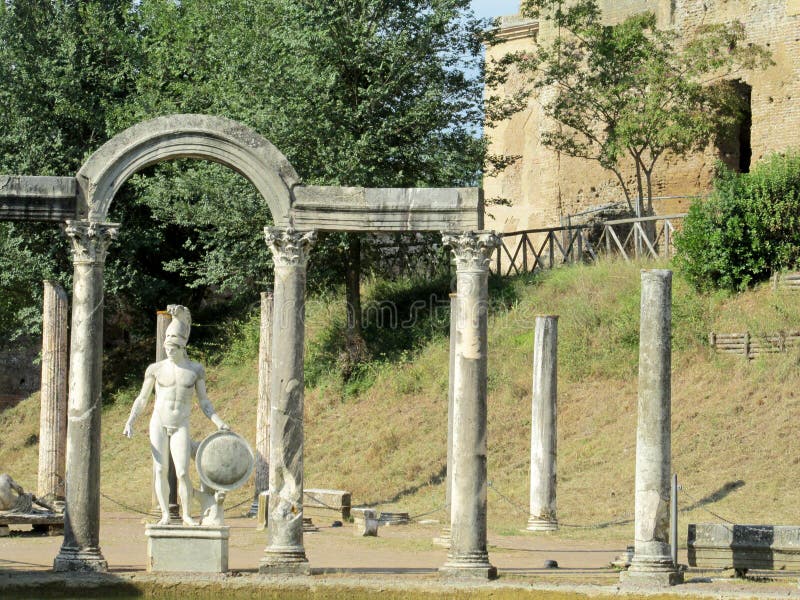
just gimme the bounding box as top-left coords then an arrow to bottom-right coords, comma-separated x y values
526,517 -> 559,532
440,552 -> 497,580
259,547 -> 310,575
53,546 -> 108,572
620,556 -> 683,586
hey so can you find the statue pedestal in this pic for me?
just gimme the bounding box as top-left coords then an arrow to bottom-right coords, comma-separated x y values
145,524 -> 229,573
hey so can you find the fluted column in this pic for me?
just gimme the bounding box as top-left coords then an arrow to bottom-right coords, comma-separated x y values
54,220 -> 118,572
259,228 -> 315,575
434,292 -> 457,548
251,289 -> 274,515
38,281 -> 69,503
622,269 -> 682,586
439,231 -> 499,580
527,315 -> 558,531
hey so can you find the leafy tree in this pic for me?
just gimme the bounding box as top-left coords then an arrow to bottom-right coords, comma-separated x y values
675,152 -> 800,292
0,0 -> 137,341
496,0 -> 772,216
115,0 -> 490,373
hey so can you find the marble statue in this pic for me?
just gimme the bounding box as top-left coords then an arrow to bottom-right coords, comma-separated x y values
0,473 -> 53,513
123,305 -> 228,526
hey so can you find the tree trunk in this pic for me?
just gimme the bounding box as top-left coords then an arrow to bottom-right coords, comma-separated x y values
344,233 -> 366,378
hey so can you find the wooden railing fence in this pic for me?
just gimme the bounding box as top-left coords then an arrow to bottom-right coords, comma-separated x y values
495,213 -> 686,276
495,226 -> 597,277
597,214 -> 686,262
771,272 -> 800,291
709,331 -> 800,359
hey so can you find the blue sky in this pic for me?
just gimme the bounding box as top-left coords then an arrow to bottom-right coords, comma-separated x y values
471,0 -> 520,20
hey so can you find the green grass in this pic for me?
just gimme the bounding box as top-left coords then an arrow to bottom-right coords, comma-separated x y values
4,258 -> 800,552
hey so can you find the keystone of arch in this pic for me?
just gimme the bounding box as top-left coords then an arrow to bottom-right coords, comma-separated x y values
76,114 -> 299,223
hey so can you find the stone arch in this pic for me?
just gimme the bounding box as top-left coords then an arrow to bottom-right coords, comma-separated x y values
76,114 -> 299,223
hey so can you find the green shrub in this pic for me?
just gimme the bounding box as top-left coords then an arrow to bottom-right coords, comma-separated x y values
675,151 -> 800,291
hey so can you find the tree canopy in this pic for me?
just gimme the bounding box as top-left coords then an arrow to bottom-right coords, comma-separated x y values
0,0 -> 492,350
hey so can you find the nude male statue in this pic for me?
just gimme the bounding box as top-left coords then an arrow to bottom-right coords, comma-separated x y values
123,305 -> 228,526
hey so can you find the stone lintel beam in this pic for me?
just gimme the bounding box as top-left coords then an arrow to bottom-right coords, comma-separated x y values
290,186 -> 482,232
0,176 -> 77,222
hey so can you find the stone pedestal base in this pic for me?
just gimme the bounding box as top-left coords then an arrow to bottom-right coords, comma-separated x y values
145,524 -> 229,573
526,517 -> 558,532
440,553 -> 497,580
620,557 -> 683,586
53,547 -> 108,572
259,549 -> 310,575
433,525 -> 451,548
352,508 -> 378,537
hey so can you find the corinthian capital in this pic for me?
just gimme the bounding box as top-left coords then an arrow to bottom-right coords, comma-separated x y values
265,227 -> 317,268
63,220 -> 119,265
442,231 -> 500,272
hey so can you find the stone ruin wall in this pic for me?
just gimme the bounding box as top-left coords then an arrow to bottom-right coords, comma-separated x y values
484,0 -> 800,234
0,338 -> 40,410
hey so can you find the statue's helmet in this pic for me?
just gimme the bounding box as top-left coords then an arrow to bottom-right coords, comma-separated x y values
165,304 -> 191,348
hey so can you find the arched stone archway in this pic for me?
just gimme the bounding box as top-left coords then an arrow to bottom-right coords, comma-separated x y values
1,114 -> 496,579
75,114 -> 298,223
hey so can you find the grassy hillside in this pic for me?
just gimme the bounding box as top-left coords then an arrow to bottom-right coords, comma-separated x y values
3,259 -> 800,548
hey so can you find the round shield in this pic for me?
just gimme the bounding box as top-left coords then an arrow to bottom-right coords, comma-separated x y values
195,430 -> 255,492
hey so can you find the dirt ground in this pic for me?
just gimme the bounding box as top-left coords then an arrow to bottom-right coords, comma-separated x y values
1,512 -> 799,598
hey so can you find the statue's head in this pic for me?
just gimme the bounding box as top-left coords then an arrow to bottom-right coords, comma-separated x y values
164,304 -> 191,359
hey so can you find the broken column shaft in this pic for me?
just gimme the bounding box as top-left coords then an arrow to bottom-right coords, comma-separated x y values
527,315 -> 558,531
38,280 -> 69,503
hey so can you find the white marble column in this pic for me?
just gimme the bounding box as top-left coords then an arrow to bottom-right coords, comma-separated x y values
259,228 -> 315,575
54,220 -> 118,572
439,231 -> 499,580
528,315 -> 558,531
622,269 -> 682,586
251,289 -> 274,515
38,281 -> 69,503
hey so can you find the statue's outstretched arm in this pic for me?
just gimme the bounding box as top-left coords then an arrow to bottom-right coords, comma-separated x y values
195,366 -> 229,431
123,365 -> 156,438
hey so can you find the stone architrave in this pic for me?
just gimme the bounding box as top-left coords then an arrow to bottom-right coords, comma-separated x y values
439,231 -> 499,580
622,269 -> 682,586
54,220 -> 118,572
38,281 -> 69,503
527,315 -> 559,531
259,228 -> 316,575
251,290 -> 274,515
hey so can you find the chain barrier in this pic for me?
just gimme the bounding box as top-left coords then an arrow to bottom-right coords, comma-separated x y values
678,485 -> 737,525
100,491 -> 151,516
409,502 -> 449,522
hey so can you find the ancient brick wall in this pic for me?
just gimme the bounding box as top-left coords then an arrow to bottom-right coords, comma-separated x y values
0,338 -> 40,410
484,1 -> 800,234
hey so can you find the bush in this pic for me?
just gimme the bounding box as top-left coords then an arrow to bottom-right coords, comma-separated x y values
675,152 -> 800,291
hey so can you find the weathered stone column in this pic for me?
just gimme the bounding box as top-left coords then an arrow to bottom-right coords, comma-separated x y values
440,231 -> 499,580
54,220 -> 118,572
38,281 -> 69,503
259,228 -> 315,575
527,315 -> 558,531
434,292 -> 457,548
622,269 -> 682,586
250,289 -> 274,516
